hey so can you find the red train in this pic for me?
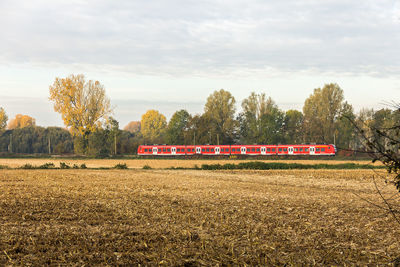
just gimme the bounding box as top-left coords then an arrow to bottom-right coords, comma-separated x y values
137,144 -> 336,156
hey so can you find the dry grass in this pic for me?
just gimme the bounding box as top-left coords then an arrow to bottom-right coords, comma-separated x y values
0,168 -> 399,265
0,158 -> 379,169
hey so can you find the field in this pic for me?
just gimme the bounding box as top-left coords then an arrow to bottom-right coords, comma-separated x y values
1,162 -> 399,265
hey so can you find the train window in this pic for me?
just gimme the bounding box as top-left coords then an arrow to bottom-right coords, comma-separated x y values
278,148 -> 282,152
206,148 -> 210,152
321,148 -> 325,152
202,149 -> 205,152
284,148 -> 287,152
305,148 -> 308,152
251,148 -> 255,152
256,148 -> 260,152
300,148 -> 303,152
211,148 -> 214,152
163,148 -> 166,152
267,148 -> 270,152
272,148 -> 275,152
316,148 -> 320,152
295,148 -> 298,152
167,149 -> 170,152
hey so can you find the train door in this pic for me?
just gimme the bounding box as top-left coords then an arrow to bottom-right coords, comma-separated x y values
288,147 -> 294,155
215,147 -> 220,155
241,147 -> 246,154
152,147 -> 158,155
261,147 -> 266,155
171,147 -> 176,155
310,146 -> 315,155
196,147 -> 201,154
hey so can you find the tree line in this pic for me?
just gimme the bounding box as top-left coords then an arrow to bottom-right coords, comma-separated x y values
0,75 -> 398,156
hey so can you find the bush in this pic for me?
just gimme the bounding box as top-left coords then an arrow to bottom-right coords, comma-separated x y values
60,162 -> 70,169
20,164 -> 34,169
0,165 -> 9,169
38,163 -> 56,169
143,165 -> 152,169
80,163 -> 87,169
114,163 -> 128,169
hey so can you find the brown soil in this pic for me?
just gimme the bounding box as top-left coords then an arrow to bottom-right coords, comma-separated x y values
0,169 -> 398,265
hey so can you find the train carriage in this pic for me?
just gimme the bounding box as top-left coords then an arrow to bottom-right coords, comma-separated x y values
138,144 -> 336,156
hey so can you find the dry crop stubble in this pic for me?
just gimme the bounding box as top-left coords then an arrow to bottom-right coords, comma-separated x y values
0,169 -> 399,265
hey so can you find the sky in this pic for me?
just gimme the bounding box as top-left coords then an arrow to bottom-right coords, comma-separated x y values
0,0 -> 399,128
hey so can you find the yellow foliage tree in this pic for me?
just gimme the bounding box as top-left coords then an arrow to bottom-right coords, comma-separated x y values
0,107 -> 7,131
49,74 -> 112,151
141,110 -> 167,143
7,114 -> 36,129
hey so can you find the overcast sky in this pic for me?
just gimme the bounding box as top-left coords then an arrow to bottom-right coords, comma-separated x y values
0,0 -> 399,128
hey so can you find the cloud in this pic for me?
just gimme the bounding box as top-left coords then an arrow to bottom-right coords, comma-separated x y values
0,0 -> 399,77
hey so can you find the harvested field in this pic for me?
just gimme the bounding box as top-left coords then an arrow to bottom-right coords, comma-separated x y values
0,168 -> 399,265
0,158 -> 379,169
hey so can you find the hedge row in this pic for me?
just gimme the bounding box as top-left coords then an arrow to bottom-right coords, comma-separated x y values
200,162 -> 384,170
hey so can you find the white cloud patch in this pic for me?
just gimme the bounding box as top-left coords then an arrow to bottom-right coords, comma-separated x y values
0,0 -> 399,77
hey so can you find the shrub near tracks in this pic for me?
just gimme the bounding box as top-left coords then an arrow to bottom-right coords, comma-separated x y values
200,161 -> 384,170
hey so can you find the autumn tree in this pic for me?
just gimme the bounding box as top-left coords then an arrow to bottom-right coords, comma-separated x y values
184,114 -> 212,145
0,107 -> 7,132
336,102 -> 356,149
283,110 -> 304,144
7,114 -> 36,129
141,110 -> 167,144
239,92 -> 284,144
303,83 -> 346,144
49,74 -> 112,152
165,109 -> 190,145
0,126 -> 73,154
124,121 -> 141,133
353,108 -> 375,151
204,89 -> 237,144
